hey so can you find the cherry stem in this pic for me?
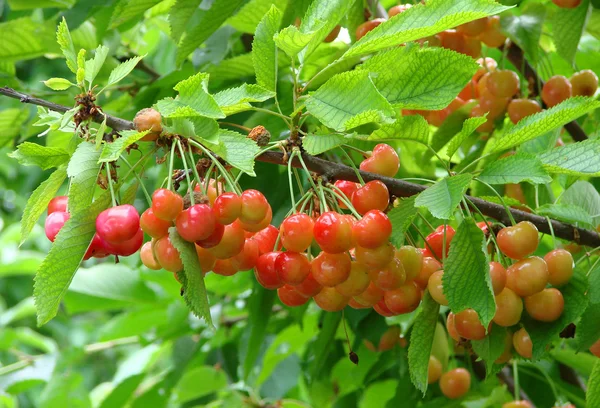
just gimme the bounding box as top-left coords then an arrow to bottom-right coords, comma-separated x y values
167,142 -> 177,191
513,360 -> 520,401
189,139 -> 242,195
338,147 -> 366,185
293,166 -> 305,195
288,150 -> 298,210
106,164 -> 117,207
296,153 -> 319,192
410,222 -> 443,264
187,145 -> 203,189
176,140 -> 195,206
324,185 -> 362,219
463,197 -> 508,266
119,155 -> 152,206
317,181 -> 329,213
203,162 -> 215,194
545,216 -> 557,249
417,212 -> 436,233
475,179 -> 517,226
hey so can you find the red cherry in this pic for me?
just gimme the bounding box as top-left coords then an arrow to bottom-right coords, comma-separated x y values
151,189 -> 183,221
311,251 -> 351,287
314,287 -> 349,311
333,180 -> 359,209
542,75 -> 572,107
359,143 -> 400,177
590,338 -> 600,357
493,287 -> 523,327
275,252 -> 311,285
507,99 -> 542,124
353,281 -> 384,307
104,228 -> 143,256
486,70 -> 520,98
213,192 -> 241,225
140,241 -> 161,270
253,225 -> 281,254
457,17 -> 488,37
47,196 -> 68,214
140,208 -> 171,239
513,328 -> 533,359
506,256 -> 549,297
195,222 -> 224,249
213,259 -> 238,276
255,251 -> 283,289
414,256 -> 442,289
45,211 -> 70,242
397,246 -> 423,282
552,0 -> 582,8
278,285 -> 310,307
355,18 -> 385,41
348,298 -> 370,309
83,234 -> 110,260
324,25 -> 341,43
231,239 -> 259,271
489,261 -> 507,295
474,57 -> 498,81
384,281 -> 422,314
374,299 -> 395,317
370,257 -> 406,291
524,288 -> 564,322
209,222 -> 245,259
237,206 -> 273,233
281,213 -> 314,252
478,15 -> 506,48
351,180 -> 389,215
425,225 -> 455,260
440,368 -> 471,399
195,245 -> 216,274
154,236 -> 182,272
353,210 -> 392,249
388,3 -> 411,17
355,243 -> 394,270
294,272 -> 322,298
454,309 -> 488,340
335,261 -> 370,297
544,249 -> 574,287
313,211 -> 353,254
571,69 -> 598,97
459,79 -> 479,100
96,204 -> 140,244
175,204 -> 216,243
497,221 -> 539,260
427,270 -> 447,305
239,189 -> 270,225
446,313 -> 461,342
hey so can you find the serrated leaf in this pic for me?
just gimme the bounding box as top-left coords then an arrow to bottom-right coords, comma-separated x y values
227,0 -> 287,34
490,97 -> 600,153
447,116 -> 488,158
429,104 -> 476,156
408,291 -> 440,395
538,138 -> 600,176
478,153 -> 552,185
588,357 -> 600,406
561,180 -> 600,226
103,55 -> 144,90
175,0 -> 247,65
552,0 -> 590,65
199,130 -> 259,176
34,193 -> 111,326
366,115 -> 430,144
550,348 -> 597,376
359,46 -> 478,110
576,263 -> 600,350
9,142 -> 70,170
415,174 -> 473,219
522,270 -> 588,360
7,0 -> 76,9
67,142 -> 101,214
471,324 -> 507,375
273,25 -> 315,57
536,203 -> 593,228
443,218 -> 495,327
0,17 -> 56,62
208,53 -> 257,82
169,228 -> 213,327
343,0 -> 511,59
43,77 -> 75,91
213,84 -> 275,116
157,72 -> 224,119
252,5 -> 283,92
109,0 -> 162,28
305,70 -> 395,132
98,130 -> 149,163
20,167 -> 67,245
56,18 -> 77,73
302,133 -> 346,155
169,0 -> 202,42
501,3 -> 546,65
85,45 -> 109,86
388,197 -> 418,248
0,109 -> 29,148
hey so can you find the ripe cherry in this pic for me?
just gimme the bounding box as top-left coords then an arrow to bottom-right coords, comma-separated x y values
236,206 -> 273,233
281,213 -> 314,252
209,222 -> 245,259
213,259 -> 238,276
239,189 -> 269,225
454,309 -> 488,340
457,17 -> 488,37
353,210 -> 392,249
104,228 -> 143,256
312,251 -> 351,287
446,313 -> 461,342
478,15 -> 506,48
359,143 -> 400,177
335,261 -> 370,297
513,328 -> 533,359
503,401 -> 534,408
351,180 -> 389,215
294,272 -> 322,298
313,211 -> 353,253
496,331 -> 514,364
275,252 -> 311,285
213,192 -> 241,225
506,256 -> 549,297
96,204 -> 140,244
140,208 -> 171,239
397,246 -> 423,282
231,239 -> 259,271
384,281 -> 422,314
195,222 -> 225,249
84,234 -> 110,260
355,18 -> 385,41
48,196 -> 68,214
175,204 -> 216,242
428,355 -> 443,384
278,285 -> 310,307
570,69 -> 598,96
253,225 -> 280,255
370,257 -> 406,291
324,25 -> 341,43
348,298 -> 369,309
353,281 -> 384,307
195,244 -> 216,273
590,338 -> 600,357
440,368 -> 471,399
507,99 -> 542,124
525,288 -> 564,322
487,70 -> 520,97
544,249 -> 574,287
374,298 -> 395,317
497,221 -> 539,260
134,108 -> 162,141
355,243 -> 394,270
489,261 -> 507,295
459,79 -> 479,100
314,287 -> 349,311
333,180 -> 359,209
45,211 -> 70,242
255,251 -> 283,289
474,57 -> 498,81
154,236 -> 183,272
152,189 -> 183,221
493,288 -> 523,327
552,0 -> 582,7
425,225 -> 456,260
542,75 -> 572,107
388,3 -> 411,17
428,270 -> 448,306
414,256 -> 443,289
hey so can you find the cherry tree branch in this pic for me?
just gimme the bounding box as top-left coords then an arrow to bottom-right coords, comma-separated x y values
2,87 -> 599,247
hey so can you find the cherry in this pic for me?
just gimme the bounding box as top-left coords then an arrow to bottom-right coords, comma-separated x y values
333,180 -> 359,209
440,368 -> 471,399
428,270 -> 448,306
506,256 -> 549,297
335,261 -> 370,297
507,99 -> 542,124
239,189 -> 270,225
459,79 -> 479,100
471,106 -> 495,133
314,287 -> 349,311
140,208 -> 171,239
96,204 -> 139,244
397,246 -> 423,282
195,244 -> 216,273
552,0 -> 582,7
478,15 -> 506,48
175,204 -> 216,242
474,57 -> 498,81
355,18 -> 385,41
479,91 -> 510,119
348,298 -> 369,309
503,401 -> 534,408
414,256 -> 443,289
281,213 -> 314,252
513,328 -> 533,359
353,281 -> 384,307
544,248 -> 574,287
493,288 -> 523,327
48,195 -> 68,214
202,179 -> 224,206
374,298 -> 395,317
388,4 -> 411,17
454,309 -> 488,340
425,225 -> 455,260
83,234 -> 110,260
489,261 -> 507,295
457,17 -> 488,37
353,210 -> 391,249
275,252 -> 311,285
542,75 -> 572,107
104,228 -> 143,256
231,239 -> 259,271
497,221 -> 539,260
253,224 -> 280,254
152,189 -> 183,221
446,313 -> 461,342
378,326 -> 401,351
195,222 -> 225,249
209,222 -> 245,259
486,70 -> 520,98
351,180 -> 389,215
370,257 -> 406,290
213,259 -> 238,276
355,242 -> 394,270
496,331 -> 514,364
45,211 -> 70,242
313,211 -> 353,254
278,285 -> 310,307
384,281 -> 422,314
154,236 -> 183,272
255,251 -> 283,289
525,288 -> 564,322
570,69 -> 598,96
440,29 -> 466,53
359,143 -> 400,177
134,108 -> 162,141
590,338 -> 600,358
428,355 -> 443,384
236,206 -> 272,233
294,273 -> 322,298
324,25 -> 341,43
213,192 -> 241,225
311,251 -> 351,287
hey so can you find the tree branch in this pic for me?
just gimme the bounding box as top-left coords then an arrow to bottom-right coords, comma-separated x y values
2,87 -> 599,247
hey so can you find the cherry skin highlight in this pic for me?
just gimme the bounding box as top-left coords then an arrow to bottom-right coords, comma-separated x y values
359,143 -> 400,177
513,328 -> 533,359
497,221 -> 539,260
45,211 -> 70,242
275,251 -> 311,286
255,251 -> 283,289
352,210 -> 392,249
311,251 -> 351,287
281,213 -> 314,253
212,192 -> 241,225
506,256 -> 549,297
351,180 -> 389,215
48,195 -> 68,214
140,208 -> 171,239
525,288 -> 564,322
175,204 -> 216,242
544,248 -> 574,287
440,368 -> 471,399
313,211 -> 353,254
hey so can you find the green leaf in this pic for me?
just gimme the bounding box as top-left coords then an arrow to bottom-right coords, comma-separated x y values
478,153 -> 552,185
552,0 -> 590,65
408,291 -> 440,395
302,133 -> 346,155
175,0 -> 247,65
305,70 -> 395,132
490,97 -> 600,153
310,312 -> 342,378
203,130 -> 259,176
43,77 -> 75,91
522,270 -> 588,360
536,203 -> 593,228
343,0 -> 511,59
388,197 -> 418,248
359,46 -> 478,110
169,0 -> 202,42
273,25 -> 315,57
447,116 -> 488,158
538,138 -> 600,176
589,360 -> 600,408
169,228 -> 213,327
34,193 -> 111,326
56,17 -> 77,73
414,174 -> 473,219
109,0 -> 162,28
7,0 -> 76,9
213,84 -> 275,116
471,324 -> 507,375
228,0 -> 288,34
9,142 -> 70,170
501,3 -> 546,65
104,55 -> 145,90
428,104 -> 477,157
98,130 -> 150,163
253,5 -> 283,93
561,180 -> 600,226
175,366 -> 228,403
576,263 -> 600,350
85,45 -> 110,86
157,72 -> 224,119
0,109 -> 29,148
38,372 -> 90,408
0,18 -> 56,62
366,115 -> 430,145
443,218 -> 496,327
208,53 -> 257,82
67,142 -> 102,214
550,348 -> 597,376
